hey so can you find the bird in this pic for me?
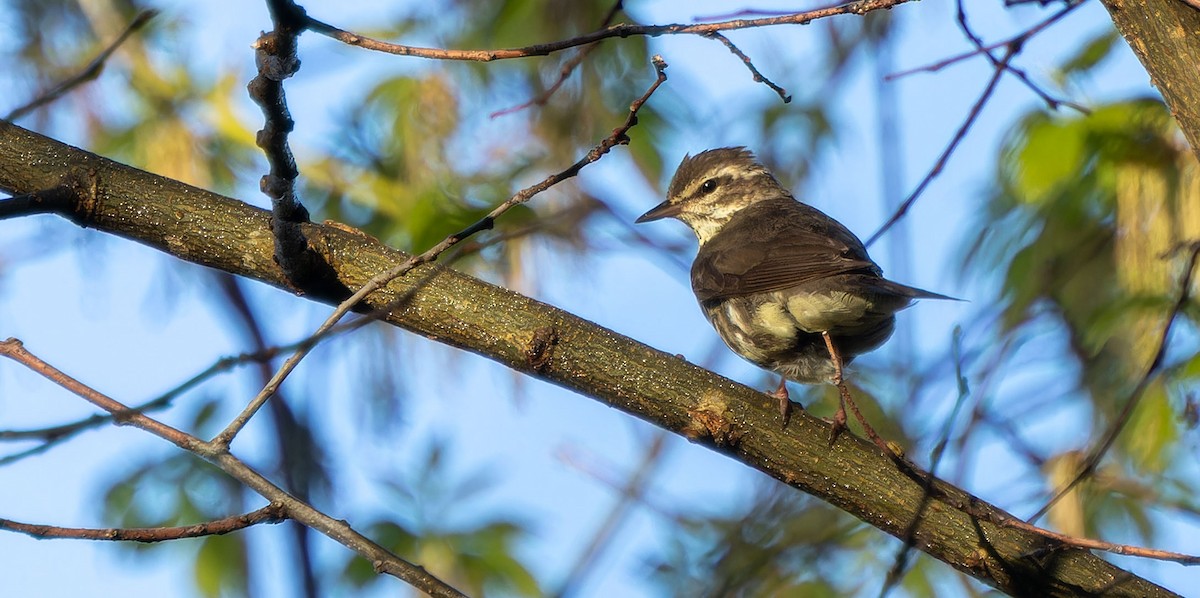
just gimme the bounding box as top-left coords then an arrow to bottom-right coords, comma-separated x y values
636,147 -> 952,435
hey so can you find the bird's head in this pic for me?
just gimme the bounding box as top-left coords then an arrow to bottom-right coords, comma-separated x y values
636,147 -> 790,244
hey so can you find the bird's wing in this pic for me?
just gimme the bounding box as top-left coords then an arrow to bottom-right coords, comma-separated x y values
691,200 -> 879,302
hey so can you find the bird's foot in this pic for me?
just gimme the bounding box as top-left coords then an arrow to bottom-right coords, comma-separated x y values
770,377 -> 795,428
827,394 -> 848,446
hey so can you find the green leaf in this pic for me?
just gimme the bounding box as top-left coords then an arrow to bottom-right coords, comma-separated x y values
1057,30 -> 1121,82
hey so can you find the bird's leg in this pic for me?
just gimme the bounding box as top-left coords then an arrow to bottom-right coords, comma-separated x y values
770,376 -> 792,427
821,332 -> 898,457
822,332 -> 848,445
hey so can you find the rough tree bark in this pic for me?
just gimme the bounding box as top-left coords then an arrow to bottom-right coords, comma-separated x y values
0,120 -> 1179,597
1103,0 -> 1200,158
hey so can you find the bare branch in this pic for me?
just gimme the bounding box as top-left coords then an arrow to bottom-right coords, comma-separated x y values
0,504 -> 287,542
886,0 -> 1083,81
249,0 -> 315,290
306,0 -> 915,61
0,343 -> 295,465
0,338 -> 466,598
704,31 -> 791,103
954,0 -> 1087,113
866,44 -> 1013,248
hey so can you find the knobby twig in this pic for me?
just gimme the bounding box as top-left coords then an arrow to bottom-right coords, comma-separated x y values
249,0 -> 312,289
704,31 -> 791,103
306,0 -> 915,61
0,504 -> 287,543
1029,242 -> 1200,523
865,44 -> 1015,248
212,56 -> 670,448
490,0 -> 625,118
0,338 -> 466,598
5,10 -> 158,121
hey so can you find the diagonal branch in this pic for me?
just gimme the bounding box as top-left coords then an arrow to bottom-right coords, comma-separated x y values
0,120 -> 1179,596
212,56 -> 669,448
0,338 -> 465,598
703,31 -> 791,103
865,44 -> 1014,248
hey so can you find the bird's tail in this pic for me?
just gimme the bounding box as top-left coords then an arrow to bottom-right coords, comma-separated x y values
880,279 -> 960,302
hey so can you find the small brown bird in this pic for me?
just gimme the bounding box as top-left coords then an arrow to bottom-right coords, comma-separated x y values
637,147 -> 951,428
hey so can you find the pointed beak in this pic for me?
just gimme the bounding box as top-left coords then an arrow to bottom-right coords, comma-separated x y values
635,200 -> 681,223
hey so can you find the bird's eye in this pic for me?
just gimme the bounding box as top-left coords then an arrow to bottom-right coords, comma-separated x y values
699,179 -> 718,194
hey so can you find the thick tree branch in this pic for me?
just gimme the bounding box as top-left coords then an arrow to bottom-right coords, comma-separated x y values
0,120 -> 1180,597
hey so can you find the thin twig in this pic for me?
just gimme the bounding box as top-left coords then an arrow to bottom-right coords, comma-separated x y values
954,0 -> 1087,113
0,338 -> 466,598
212,56 -> 670,448
865,45 -> 1014,248
305,0 -> 914,61
704,32 -> 791,103
0,504 -> 287,542
886,0 -> 1083,81
490,0 -> 625,118
999,515 -> 1200,565
5,10 -> 158,121
214,273 -> 320,598
0,343 -> 299,466
1029,242 -> 1200,523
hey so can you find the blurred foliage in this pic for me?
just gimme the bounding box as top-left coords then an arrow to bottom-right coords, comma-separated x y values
966,88 -> 1200,544
648,482 -> 920,597
341,439 -> 540,596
